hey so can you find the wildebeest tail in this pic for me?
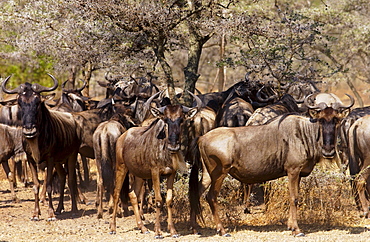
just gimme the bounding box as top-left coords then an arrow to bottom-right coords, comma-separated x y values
348,125 -> 362,210
101,156 -> 114,196
189,137 -> 204,224
119,174 -> 130,210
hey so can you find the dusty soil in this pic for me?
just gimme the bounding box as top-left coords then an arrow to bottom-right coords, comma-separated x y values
0,169 -> 370,242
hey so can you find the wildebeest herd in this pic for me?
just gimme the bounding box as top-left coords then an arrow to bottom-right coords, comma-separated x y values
0,72 -> 369,239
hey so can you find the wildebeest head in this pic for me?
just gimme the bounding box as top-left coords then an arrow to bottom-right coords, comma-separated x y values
60,79 -> 88,112
146,91 -> 201,152
2,74 -> 58,139
305,93 -> 354,158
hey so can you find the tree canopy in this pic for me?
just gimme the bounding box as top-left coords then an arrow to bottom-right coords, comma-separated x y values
0,0 -> 369,105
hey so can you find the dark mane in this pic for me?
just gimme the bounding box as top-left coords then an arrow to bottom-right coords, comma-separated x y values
41,104 -> 78,150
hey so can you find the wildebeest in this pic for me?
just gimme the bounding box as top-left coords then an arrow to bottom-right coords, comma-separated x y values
196,77 -> 275,113
216,97 -> 254,127
2,74 -> 82,221
189,93 -> 353,236
242,94 -> 307,212
0,123 -> 25,202
347,114 -> 370,218
49,79 -> 88,112
93,109 -> 136,219
337,106 -> 370,170
109,91 -> 201,238
246,94 -> 302,126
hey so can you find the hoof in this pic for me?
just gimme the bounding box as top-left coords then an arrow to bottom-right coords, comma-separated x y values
143,231 -> 150,234
30,217 -> 39,221
295,232 -> 305,237
47,217 -> 56,221
223,233 -> 231,237
154,235 -> 164,239
172,234 -> 180,238
109,231 -> 116,235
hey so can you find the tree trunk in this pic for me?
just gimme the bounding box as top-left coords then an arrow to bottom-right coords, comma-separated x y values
218,33 -> 226,92
82,61 -> 93,97
182,21 -> 212,106
153,33 -> 176,101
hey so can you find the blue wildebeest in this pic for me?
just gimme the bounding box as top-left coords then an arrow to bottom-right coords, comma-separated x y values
50,79 -> 88,112
0,101 -> 29,188
189,93 -> 353,237
337,106 -> 370,171
347,114 -> 370,218
109,91 -> 201,238
2,74 -> 82,221
0,123 -> 25,202
196,77 -> 276,114
93,106 -> 136,219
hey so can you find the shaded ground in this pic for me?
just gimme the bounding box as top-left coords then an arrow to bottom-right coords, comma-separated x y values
0,172 -> 369,242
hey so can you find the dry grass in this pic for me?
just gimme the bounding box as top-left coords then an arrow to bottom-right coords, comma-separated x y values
171,161 -> 361,230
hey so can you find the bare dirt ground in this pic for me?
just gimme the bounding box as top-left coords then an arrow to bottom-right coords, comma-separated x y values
0,168 -> 370,242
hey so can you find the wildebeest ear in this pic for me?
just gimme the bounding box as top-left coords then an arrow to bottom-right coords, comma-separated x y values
185,108 -> 198,119
0,99 -> 18,106
337,108 -> 350,119
308,109 -> 319,120
150,107 -> 164,118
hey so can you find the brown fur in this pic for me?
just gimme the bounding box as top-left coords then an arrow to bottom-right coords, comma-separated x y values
110,104 -> 197,238
348,115 -> 370,218
189,107 -> 348,236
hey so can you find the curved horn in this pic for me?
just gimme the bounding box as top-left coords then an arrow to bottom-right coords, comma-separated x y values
2,75 -> 21,94
76,79 -> 87,92
130,76 -> 139,85
304,93 -> 320,109
280,81 -> 291,90
31,73 -> 59,93
256,86 -> 278,102
183,90 -> 203,112
143,90 -> 163,111
105,71 -> 113,82
61,80 -> 69,89
187,90 -> 203,109
293,86 -> 306,104
339,94 -> 355,109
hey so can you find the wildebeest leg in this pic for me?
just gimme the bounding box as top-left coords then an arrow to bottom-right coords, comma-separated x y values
151,170 -> 164,239
206,173 -> 229,237
28,158 -> 41,220
95,163 -> 104,219
287,169 -> 304,236
2,160 -> 19,202
128,177 -> 148,234
39,169 -> 47,205
79,155 -> 90,187
189,161 -> 211,234
166,172 -> 179,238
110,161 -> 127,234
132,177 -> 145,220
46,161 -> 57,221
110,163 -> 147,234
355,165 -> 370,218
67,154 -> 79,214
243,183 -> 253,214
21,158 -> 30,187
55,163 -> 67,215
